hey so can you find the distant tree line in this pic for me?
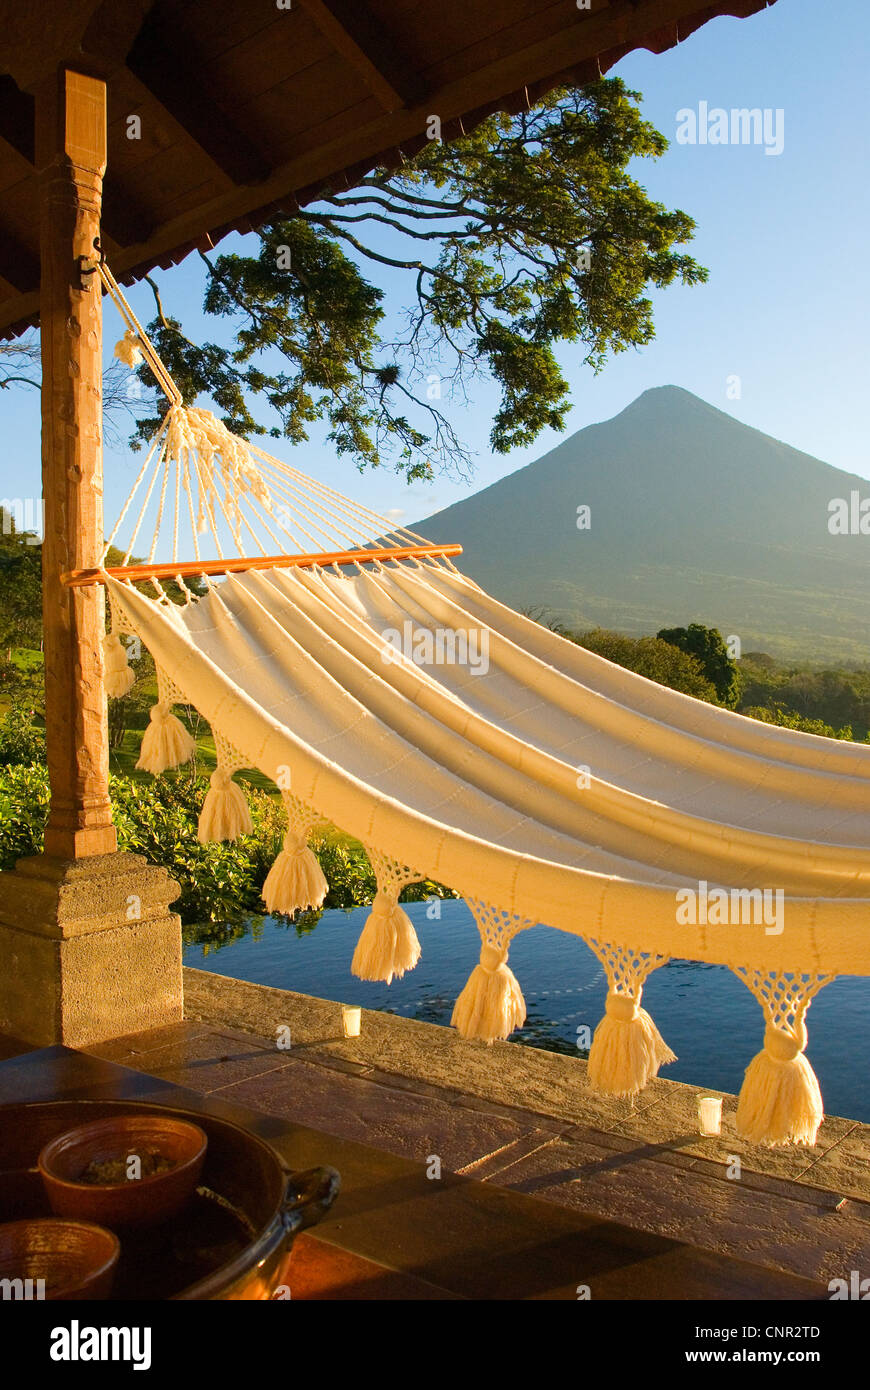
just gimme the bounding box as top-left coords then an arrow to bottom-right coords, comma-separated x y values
566,624 -> 865,740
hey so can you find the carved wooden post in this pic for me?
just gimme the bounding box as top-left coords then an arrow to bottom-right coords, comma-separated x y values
0,67 -> 182,1047
36,67 -> 116,859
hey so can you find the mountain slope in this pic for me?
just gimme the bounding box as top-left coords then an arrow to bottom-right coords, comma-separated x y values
414,387 -> 870,662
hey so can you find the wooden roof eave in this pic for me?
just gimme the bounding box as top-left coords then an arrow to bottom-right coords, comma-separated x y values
0,0 -> 777,339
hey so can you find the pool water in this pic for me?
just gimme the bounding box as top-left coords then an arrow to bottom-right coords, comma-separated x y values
183,898 -> 870,1123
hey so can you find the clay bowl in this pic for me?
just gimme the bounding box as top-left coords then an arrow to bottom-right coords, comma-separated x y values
39,1115 -> 208,1229
1,1100 -> 339,1299
0,1218 -> 120,1300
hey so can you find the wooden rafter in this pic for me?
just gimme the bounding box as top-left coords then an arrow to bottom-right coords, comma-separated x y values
298,0 -> 427,113
125,13 -> 272,186
100,183 -> 155,250
0,73 -> 152,251
0,76 -> 35,162
0,225 -> 40,294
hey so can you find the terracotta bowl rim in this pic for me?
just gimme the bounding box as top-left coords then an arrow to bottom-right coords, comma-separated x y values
0,1099 -> 327,1299
38,1115 -> 208,1194
0,1216 -> 121,1289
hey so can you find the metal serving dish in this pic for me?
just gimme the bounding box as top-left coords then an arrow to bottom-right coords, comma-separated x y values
0,1100 -> 339,1300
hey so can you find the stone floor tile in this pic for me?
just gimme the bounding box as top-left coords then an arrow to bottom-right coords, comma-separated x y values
607,1082 -> 853,1179
450,1091 -> 574,1133
485,1134 -> 870,1284
687,1154 -> 850,1209
103,1029 -> 293,1092
455,1131 -> 556,1179
283,1048 -> 376,1078
83,1020 -> 210,1062
355,1067 -> 471,1106
560,1123 -> 701,1172
800,1124 -> 870,1204
213,1056 -> 544,1173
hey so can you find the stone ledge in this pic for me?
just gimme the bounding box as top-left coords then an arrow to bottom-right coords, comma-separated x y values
182,966 -> 870,1206
0,853 -> 181,938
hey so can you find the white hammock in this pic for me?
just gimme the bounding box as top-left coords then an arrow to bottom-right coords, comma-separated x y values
92,265 -> 870,1148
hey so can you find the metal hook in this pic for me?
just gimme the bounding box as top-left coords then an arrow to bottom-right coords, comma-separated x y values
76,237 -> 107,290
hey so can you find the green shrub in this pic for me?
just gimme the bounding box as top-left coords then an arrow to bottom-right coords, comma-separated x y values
309,834 -> 377,909
0,759 -> 456,923
0,700 -> 46,766
109,767 -> 285,923
0,763 -> 50,862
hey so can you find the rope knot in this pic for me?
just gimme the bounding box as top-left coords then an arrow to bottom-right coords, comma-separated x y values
763,1024 -> 804,1063
114,329 -> 144,368
152,700 -> 172,721
282,829 -> 308,855
605,991 -> 640,1023
371,888 -> 400,918
210,767 -> 232,789
479,942 -> 507,973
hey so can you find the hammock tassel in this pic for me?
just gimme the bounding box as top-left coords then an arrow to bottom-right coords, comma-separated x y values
114,329 -> 144,368
451,942 -> 525,1043
136,700 -> 196,774
103,631 -> 135,698
587,990 -> 677,1098
263,831 -> 328,915
197,767 -> 253,843
735,1018 -> 822,1147
352,891 -> 421,985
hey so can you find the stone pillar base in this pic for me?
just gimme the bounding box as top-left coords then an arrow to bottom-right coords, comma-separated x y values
0,852 -> 183,1047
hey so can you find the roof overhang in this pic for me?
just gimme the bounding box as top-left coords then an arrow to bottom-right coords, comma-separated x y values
0,0 -> 776,337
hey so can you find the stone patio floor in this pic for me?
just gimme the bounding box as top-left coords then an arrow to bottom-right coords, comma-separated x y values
73,967 -> 870,1290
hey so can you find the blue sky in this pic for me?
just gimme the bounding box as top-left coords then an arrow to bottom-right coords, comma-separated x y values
3,0 -> 868,540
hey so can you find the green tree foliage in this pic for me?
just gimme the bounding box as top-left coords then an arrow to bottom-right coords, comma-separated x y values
656,623 -> 741,707
551,625 -> 870,738
574,628 -> 718,701
0,523 -> 197,725
0,509 -> 42,658
740,706 -> 855,740
130,80 -> 706,479
0,653 -> 43,719
739,653 -> 870,740
309,835 -> 453,911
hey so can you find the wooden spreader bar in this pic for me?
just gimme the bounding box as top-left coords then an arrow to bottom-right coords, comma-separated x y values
63,543 -> 463,587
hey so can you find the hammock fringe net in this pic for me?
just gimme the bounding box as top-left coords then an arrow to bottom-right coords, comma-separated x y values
93,265 -> 870,1149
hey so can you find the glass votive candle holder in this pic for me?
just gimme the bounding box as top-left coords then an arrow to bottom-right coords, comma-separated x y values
698,1096 -> 723,1136
341,1005 -> 362,1038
